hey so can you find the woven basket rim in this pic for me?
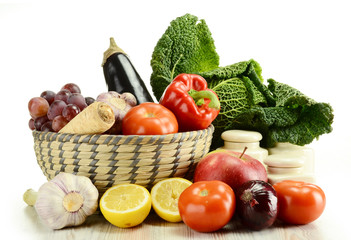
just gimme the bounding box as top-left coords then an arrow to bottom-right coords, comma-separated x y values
32,124 -> 214,145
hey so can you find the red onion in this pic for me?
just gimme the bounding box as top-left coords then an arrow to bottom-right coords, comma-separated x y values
235,180 -> 278,230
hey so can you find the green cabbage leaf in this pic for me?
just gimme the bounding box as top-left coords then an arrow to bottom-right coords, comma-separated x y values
150,14 -> 219,100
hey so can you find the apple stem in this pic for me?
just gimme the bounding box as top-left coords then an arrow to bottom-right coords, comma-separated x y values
239,147 -> 248,159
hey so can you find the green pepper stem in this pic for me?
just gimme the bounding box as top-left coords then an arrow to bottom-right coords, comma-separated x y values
188,89 -> 220,110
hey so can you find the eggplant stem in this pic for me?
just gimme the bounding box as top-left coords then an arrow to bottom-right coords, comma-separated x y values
102,37 -> 126,66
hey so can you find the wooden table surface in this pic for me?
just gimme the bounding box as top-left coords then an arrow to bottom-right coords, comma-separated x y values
20,206 -> 339,240
12,133 -> 350,240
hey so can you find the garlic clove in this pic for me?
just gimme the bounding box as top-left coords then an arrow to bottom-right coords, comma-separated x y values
23,188 -> 38,206
34,172 -> 99,229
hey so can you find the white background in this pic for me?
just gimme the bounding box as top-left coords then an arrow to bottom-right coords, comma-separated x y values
1,0 -> 350,239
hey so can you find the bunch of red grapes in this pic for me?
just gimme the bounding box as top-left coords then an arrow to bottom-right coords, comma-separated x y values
28,83 -> 95,132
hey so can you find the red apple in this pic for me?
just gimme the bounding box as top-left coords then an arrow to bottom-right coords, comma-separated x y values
193,148 -> 267,191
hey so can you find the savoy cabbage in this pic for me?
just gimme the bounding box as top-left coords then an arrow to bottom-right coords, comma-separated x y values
150,14 -> 334,149
205,63 -> 334,148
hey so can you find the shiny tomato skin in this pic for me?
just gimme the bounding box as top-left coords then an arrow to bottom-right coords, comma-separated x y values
273,180 -> 326,225
122,102 -> 178,135
178,180 -> 235,232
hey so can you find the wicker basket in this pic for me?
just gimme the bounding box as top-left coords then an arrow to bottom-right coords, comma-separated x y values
33,125 -> 214,194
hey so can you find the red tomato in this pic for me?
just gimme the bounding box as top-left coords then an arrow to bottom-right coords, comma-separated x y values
178,180 -> 235,232
122,102 -> 178,135
273,180 -> 326,225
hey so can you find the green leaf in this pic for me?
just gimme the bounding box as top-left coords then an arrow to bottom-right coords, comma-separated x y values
228,80 -> 334,148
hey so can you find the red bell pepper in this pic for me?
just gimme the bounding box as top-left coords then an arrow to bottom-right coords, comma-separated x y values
159,73 -> 220,132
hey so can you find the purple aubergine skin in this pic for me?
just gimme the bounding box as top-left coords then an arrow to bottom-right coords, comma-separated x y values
236,180 -> 278,230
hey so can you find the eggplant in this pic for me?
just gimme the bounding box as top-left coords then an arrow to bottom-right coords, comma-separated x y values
102,37 -> 154,104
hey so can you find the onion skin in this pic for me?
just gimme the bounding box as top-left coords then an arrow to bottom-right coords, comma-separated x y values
235,180 -> 278,230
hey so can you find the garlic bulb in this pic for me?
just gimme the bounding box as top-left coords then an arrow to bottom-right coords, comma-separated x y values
34,172 -> 99,229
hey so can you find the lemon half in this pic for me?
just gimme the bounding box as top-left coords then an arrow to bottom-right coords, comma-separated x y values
100,183 -> 151,228
151,178 -> 192,222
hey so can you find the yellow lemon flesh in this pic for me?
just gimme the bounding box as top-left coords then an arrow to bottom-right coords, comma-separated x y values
100,183 -> 151,228
151,178 -> 192,222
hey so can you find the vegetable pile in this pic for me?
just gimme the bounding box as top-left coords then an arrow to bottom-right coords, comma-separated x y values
28,38 -> 220,135
150,14 -> 334,149
24,171 -> 326,231
28,80 -> 216,135
25,13 -> 331,234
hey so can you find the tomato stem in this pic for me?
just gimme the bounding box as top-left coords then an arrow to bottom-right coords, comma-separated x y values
200,189 -> 208,196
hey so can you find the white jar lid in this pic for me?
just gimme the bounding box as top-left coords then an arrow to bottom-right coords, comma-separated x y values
267,166 -> 303,174
221,130 -> 263,143
264,153 -> 305,168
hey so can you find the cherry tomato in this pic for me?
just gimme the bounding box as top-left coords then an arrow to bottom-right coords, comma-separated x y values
178,180 -> 235,232
122,102 -> 178,135
273,180 -> 326,225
